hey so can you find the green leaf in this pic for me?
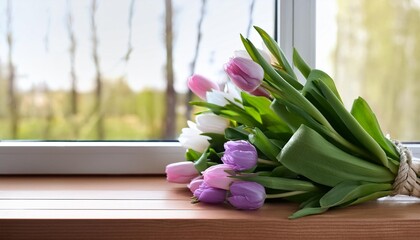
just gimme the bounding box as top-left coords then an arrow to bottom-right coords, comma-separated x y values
270,165 -> 298,178
233,175 -> 319,192
341,190 -> 392,207
304,69 -> 343,103
314,80 -> 390,169
194,151 -> 209,173
293,48 -> 311,78
207,148 -> 222,163
191,101 -> 263,128
319,181 -> 392,208
185,149 -> 201,161
243,106 -> 263,124
254,26 -> 298,80
241,93 -> 291,134
288,207 -> 328,219
275,68 -> 303,90
279,125 -> 395,187
249,127 -> 281,161
271,99 -> 309,132
351,97 -> 399,160
224,126 -> 250,141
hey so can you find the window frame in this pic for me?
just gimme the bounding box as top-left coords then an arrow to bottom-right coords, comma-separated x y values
0,0 -> 418,174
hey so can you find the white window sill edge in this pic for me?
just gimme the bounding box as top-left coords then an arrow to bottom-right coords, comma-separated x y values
0,142 -> 185,174
0,142 -> 418,174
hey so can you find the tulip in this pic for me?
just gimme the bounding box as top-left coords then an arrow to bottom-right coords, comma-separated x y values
228,181 -> 266,210
166,161 -> 199,184
188,74 -> 220,100
188,176 -> 204,193
178,121 -> 210,152
224,57 -> 264,92
221,140 -> 258,171
202,164 -> 235,190
195,113 -> 229,134
193,182 -> 227,204
206,90 -> 243,108
224,81 -> 242,101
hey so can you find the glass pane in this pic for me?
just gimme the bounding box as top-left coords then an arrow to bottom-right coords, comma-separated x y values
316,0 -> 420,141
0,0 -> 275,140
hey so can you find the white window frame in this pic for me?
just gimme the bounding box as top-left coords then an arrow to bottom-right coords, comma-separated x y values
0,0 -> 418,174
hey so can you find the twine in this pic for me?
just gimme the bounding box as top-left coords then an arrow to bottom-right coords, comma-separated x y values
392,141 -> 420,197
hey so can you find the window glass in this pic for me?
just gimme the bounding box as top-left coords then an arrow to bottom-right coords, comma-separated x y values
316,0 -> 420,141
0,0 -> 275,140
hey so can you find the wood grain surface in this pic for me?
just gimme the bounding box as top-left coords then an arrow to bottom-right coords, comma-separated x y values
0,176 -> 419,239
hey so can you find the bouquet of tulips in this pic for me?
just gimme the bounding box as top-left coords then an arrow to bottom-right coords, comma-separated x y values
166,26 -> 420,219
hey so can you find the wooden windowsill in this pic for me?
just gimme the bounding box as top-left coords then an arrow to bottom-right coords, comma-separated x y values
0,176 -> 419,239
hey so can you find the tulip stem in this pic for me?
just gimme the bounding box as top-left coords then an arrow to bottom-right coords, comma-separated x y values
257,158 -> 280,166
266,191 -> 307,199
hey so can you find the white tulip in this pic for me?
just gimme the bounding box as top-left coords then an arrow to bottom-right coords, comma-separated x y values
206,89 -> 243,108
178,121 -> 210,152
224,82 -> 242,102
195,113 -> 230,134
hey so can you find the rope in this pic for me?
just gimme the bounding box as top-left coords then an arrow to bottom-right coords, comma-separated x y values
392,141 -> 420,197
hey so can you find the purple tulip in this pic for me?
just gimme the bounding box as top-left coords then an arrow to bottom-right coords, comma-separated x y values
202,164 -> 235,190
188,74 -> 220,100
228,181 -> 266,210
193,182 -> 227,204
166,161 -> 199,184
188,176 -> 204,193
222,140 -> 258,171
224,57 -> 264,92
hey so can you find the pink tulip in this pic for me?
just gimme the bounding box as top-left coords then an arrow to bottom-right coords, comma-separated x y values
187,74 -> 220,100
202,164 -> 235,190
166,161 -> 199,184
188,176 -> 204,193
224,57 -> 264,92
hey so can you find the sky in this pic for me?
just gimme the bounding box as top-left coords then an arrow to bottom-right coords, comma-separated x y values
0,0 -> 275,93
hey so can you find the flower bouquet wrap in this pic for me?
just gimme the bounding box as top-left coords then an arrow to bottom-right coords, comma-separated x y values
166,26 -> 420,219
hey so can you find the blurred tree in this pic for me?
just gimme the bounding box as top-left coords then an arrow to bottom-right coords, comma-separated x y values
91,0 -> 105,139
6,0 -> 19,138
163,0 -> 176,139
67,1 -> 80,138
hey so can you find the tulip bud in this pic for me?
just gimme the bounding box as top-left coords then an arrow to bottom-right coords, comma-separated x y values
188,74 -> 220,100
224,57 -> 264,92
188,176 -> 204,193
221,140 -> 258,171
166,161 -> 199,184
195,113 -> 229,134
202,164 -> 235,190
178,121 -> 210,152
228,181 -> 266,210
193,182 -> 227,204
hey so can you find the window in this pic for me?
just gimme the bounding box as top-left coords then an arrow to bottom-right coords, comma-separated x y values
0,0 -> 276,173
0,0 -> 417,174
0,0 -> 275,140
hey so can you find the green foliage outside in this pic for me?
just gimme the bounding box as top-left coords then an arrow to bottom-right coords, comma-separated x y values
334,0 -> 420,141
0,77 -> 189,140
